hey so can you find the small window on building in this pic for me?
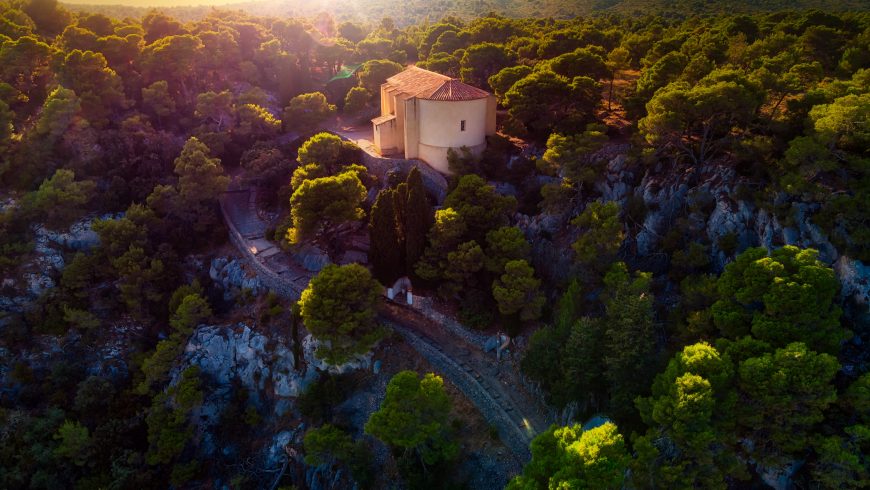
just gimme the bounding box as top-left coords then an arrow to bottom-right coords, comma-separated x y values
460,120 -> 466,131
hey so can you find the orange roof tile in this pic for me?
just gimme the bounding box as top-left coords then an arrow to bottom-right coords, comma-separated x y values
385,66 -> 491,101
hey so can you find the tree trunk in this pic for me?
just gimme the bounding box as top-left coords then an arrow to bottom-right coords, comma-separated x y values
608,76 -> 615,111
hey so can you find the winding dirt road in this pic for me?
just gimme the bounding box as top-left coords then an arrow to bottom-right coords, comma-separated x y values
220,185 -> 550,461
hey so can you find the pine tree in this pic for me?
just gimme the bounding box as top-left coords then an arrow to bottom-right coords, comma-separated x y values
398,167 -> 432,273
369,188 -> 403,284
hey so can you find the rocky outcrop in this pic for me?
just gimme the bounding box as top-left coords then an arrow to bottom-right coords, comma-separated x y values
294,244 -> 330,272
835,256 -> 870,306
515,212 -> 574,285
302,334 -> 373,374
183,323 -> 311,401
1,216 -> 109,311
209,257 -> 264,299
611,152 -> 864,306
596,153 -> 635,203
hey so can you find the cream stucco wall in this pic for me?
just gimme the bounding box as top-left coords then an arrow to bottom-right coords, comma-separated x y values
418,141 -> 486,174
403,97 -> 420,160
417,98 -> 488,149
373,117 -> 399,155
374,81 -> 497,175
415,98 -> 488,174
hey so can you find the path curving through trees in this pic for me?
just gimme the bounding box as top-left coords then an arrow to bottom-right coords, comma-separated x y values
220,184 -> 550,461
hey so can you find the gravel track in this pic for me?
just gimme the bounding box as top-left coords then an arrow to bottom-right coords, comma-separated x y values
384,319 -> 533,459
221,188 -> 544,461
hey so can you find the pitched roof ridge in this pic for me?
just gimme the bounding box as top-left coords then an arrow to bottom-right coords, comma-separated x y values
385,66 -> 490,101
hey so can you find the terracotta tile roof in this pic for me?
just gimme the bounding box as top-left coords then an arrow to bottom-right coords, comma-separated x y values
385,66 -> 491,101
428,79 -> 491,101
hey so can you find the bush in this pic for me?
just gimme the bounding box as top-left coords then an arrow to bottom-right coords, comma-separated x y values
344,87 -> 371,113
459,290 -> 494,330
297,373 -> 354,424
717,232 -> 739,256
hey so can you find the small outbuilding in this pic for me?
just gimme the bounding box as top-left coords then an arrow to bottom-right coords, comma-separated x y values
372,66 -> 497,174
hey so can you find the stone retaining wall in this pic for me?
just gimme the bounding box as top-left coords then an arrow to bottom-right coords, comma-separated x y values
359,150 -> 449,204
406,295 -> 488,349
220,194 -> 304,300
387,321 -> 532,459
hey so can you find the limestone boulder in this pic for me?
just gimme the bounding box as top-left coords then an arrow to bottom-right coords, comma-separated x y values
302,334 -> 372,375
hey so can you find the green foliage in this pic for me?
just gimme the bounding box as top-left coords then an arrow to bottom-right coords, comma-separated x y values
522,262 -> 656,421
441,240 -> 484,297
492,259 -> 544,321
540,124 -> 607,183
488,64 -> 532,103
634,343 -> 742,488
241,143 -> 289,186
459,42 -> 514,88
369,187 -> 403,284
62,305 -> 100,330
35,86 -> 80,142
365,371 -> 458,466
141,80 -> 175,120
358,59 -> 403,93
169,293 -> 211,335
442,174 -> 516,242
283,92 -> 336,130
344,86 -> 371,113
286,169 -> 366,249
398,167 -> 433,273
544,46 -> 609,81
56,49 -> 125,126
571,200 -> 623,271
304,425 -> 373,486
507,422 -> 629,490
146,366 -> 202,466
415,208 -> 467,283
639,69 -> 764,164
736,342 -> 839,466
299,263 -> 383,364
298,372 -> 354,424
504,70 -> 600,139
296,132 -> 358,175
23,169 -> 95,230
484,226 -> 530,274
237,103 -> 281,141
53,420 -> 91,466
0,99 -> 12,148
148,136 -> 229,234
711,246 -> 847,353
600,263 -> 656,422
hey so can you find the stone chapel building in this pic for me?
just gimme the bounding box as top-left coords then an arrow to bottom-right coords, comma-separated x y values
371,66 -> 497,174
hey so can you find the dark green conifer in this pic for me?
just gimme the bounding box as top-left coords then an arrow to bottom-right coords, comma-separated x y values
399,167 -> 432,273
369,188 -> 403,284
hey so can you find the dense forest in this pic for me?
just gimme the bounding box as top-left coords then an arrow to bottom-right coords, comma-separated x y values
62,0 -> 870,26
0,0 -> 869,488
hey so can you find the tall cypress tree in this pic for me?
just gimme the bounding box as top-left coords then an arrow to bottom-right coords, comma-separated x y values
369,188 -> 403,284
401,167 -> 433,274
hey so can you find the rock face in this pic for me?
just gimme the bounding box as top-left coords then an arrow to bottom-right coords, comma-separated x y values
209,257 -> 264,299
758,460 -> 803,490
294,244 -> 330,272
607,151 -> 866,306
183,323 -> 313,401
596,152 -> 635,203
302,334 -> 373,374
40,218 -> 104,250
1,216 -> 109,312
835,256 -> 870,306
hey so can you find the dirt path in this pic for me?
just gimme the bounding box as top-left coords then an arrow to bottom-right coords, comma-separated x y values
220,188 -> 549,461
379,303 -> 553,459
